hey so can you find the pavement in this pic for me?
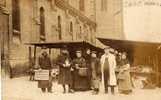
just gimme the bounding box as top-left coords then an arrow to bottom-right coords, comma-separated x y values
2,76 -> 161,100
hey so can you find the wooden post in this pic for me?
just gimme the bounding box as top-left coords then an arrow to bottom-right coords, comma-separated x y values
49,48 -> 51,56
28,46 -> 32,67
34,46 -> 37,65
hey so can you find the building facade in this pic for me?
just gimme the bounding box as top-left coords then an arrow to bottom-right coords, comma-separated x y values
95,0 -> 124,40
0,0 -> 96,75
95,0 -> 161,43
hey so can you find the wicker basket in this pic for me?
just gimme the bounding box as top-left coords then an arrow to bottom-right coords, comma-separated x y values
78,68 -> 88,77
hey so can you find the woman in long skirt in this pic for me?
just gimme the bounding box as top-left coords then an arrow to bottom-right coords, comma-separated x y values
72,50 -> 90,91
118,52 -> 132,95
57,48 -> 73,93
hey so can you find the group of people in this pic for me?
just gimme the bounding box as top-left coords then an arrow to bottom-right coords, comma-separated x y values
36,46 -> 133,95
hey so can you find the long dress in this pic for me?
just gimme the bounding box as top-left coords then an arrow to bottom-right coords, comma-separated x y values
72,57 -> 90,91
38,55 -> 52,89
118,59 -> 132,92
57,54 -> 72,85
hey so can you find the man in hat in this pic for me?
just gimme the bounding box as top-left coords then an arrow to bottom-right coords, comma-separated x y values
57,46 -> 74,93
90,51 -> 101,94
72,50 -> 90,91
37,47 -> 53,93
100,46 -> 117,94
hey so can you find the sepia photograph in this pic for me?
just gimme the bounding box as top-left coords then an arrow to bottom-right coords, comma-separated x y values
1,0 -> 161,100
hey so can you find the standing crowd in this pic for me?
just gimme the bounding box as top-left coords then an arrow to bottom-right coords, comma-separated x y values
36,46 -> 133,95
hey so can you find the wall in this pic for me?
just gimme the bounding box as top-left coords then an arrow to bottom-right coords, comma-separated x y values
123,0 -> 161,42
95,0 -> 124,47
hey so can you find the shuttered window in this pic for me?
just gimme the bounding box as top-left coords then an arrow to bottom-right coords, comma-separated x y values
101,0 -> 107,11
79,0 -> 85,11
40,7 -> 46,41
12,0 -> 21,33
58,16 -> 62,40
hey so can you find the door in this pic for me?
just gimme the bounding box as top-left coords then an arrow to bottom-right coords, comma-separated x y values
0,11 -> 10,74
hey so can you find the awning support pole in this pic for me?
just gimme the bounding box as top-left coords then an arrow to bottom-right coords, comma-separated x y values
34,46 -> 37,65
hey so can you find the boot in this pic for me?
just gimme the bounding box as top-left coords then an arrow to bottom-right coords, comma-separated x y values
41,88 -> 46,93
48,87 -> 53,93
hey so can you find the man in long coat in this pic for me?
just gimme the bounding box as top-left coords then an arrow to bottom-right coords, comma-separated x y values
57,47 -> 73,93
38,48 -> 52,93
100,46 -> 117,94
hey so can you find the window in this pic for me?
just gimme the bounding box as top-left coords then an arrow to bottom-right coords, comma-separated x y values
40,7 -> 45,41
101,0 -> 107,11
69,21 -> 73,40
58,16 -> 62,40
0,0 -> 6,7
79,0 -> 85,11
70,22 -> 73,33
79,26 -> 82,39
12,0 -> 20,33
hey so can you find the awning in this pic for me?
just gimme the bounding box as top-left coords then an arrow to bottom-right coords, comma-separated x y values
97,37 -> 161,54
25,40 -> 103,52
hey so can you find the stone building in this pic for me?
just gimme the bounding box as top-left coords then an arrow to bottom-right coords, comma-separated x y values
95,0 -> 124,40
0,0 -> 97,76
95,0 -> 161,42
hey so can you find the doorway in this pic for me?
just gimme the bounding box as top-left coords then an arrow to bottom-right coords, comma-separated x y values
0,12 -> 10,77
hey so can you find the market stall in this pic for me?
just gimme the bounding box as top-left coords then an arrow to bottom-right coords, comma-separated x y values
97,37 -> 161,88
25,40 -> 103,83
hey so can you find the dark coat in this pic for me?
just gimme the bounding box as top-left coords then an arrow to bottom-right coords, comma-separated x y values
91,57 -> 101,89
57,54 -> 72,85
38,55 -> 52,70
38,54 -> 52,88
84,54 -> 92,79
91,57 -> 101,79
72,57 -> 90,90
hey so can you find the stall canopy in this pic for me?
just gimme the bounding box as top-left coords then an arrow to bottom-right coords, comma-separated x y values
25,40 -> 103,52
97,37 -> 161,86
97,37 -> 161,67
97,37 -> 161,53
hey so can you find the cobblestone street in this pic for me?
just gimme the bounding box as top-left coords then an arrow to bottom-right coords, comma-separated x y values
2,76 -> 161,100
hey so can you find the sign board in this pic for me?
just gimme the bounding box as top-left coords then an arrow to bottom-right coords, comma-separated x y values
34,70 -> 49,80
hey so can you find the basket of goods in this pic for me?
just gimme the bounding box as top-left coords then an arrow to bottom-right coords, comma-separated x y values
78,67 -> 88,77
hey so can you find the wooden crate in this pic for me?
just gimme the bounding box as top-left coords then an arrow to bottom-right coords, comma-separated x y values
34,70 -> 49,80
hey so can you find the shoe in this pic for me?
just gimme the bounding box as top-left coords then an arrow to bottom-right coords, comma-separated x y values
41,88 -> 46,93
63,90 -> 66,94
92,91 -> 98,95
111,92 -> 115,95
68,89 -> 74,93
105,90 -> 108,94
48,90 -> 53,93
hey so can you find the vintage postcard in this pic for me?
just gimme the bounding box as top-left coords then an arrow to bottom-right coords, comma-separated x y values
1,0 -> 161,100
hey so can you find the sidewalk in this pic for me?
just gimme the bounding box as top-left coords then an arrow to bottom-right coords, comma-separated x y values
2,76 -> 161,100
